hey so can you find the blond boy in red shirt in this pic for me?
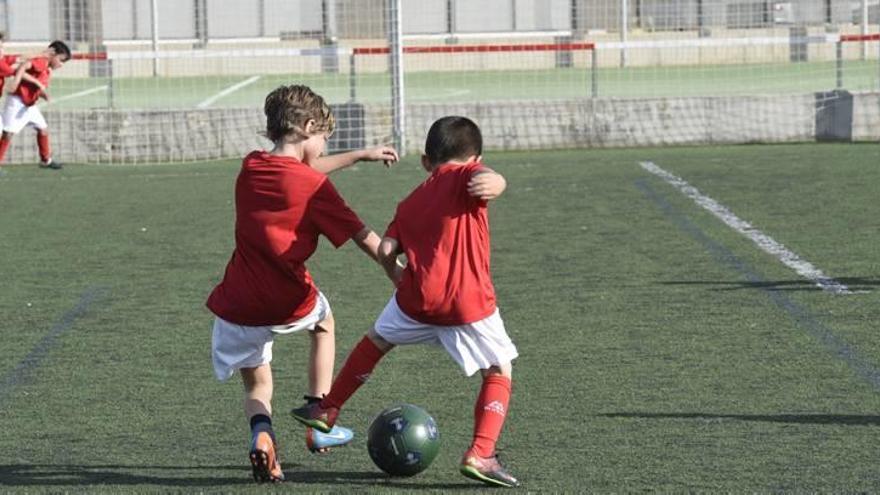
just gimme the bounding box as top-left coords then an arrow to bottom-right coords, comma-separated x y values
292,116 -> 520,488
207,84 -> 398,483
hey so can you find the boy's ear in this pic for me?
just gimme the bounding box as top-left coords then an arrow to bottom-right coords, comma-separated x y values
304,119 -> 316,134
420,154 -> 431,169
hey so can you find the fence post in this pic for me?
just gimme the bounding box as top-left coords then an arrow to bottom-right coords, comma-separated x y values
620,0 -> 628,68
388,0 -> 406,155
107,58 -> 114,109
861,0 -> 868,61
591,46 -> 598,98
835,40 -> 843,89
150,0 -> 159,77
349,52 -> 357,102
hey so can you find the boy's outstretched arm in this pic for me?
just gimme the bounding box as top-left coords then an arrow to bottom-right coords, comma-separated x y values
311,145 -> 399,174
351,227 -> 381,262
377,237 -> 404,286
468,168 -> 507,201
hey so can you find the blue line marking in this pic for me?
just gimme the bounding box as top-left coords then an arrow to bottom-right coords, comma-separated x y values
636,179 -> 880,391
0,286 -> 108,404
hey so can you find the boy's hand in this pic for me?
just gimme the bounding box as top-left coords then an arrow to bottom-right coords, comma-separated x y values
468,171 -> 507,201
361,146 -> 399,167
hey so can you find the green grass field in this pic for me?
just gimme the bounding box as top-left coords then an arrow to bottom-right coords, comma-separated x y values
1,143 -> 879,492
45,59 -> 880,110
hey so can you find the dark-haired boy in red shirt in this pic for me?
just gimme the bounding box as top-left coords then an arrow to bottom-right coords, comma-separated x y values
292,116 -> 520,488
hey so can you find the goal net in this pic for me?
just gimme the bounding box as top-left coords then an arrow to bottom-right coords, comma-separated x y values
0,0 -> 877,163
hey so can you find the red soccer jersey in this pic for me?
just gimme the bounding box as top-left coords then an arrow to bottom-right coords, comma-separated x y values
0,55 -> 18,93
385,161 -> 497,326
16,56 -> 51,106
206,151 -> 365,326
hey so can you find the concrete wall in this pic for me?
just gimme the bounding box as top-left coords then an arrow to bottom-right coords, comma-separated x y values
4,92 -> 875,164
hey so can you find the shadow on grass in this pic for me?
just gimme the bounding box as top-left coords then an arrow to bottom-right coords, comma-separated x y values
659,277 -> 879,292
599,412 -> 880,426
0,463 -> 474,489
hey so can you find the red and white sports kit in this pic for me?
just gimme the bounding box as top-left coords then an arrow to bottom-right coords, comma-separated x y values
3,56 -> 51,132
207,151 -> 365,380
375,161 -> 517,375
320,161 -> 518,460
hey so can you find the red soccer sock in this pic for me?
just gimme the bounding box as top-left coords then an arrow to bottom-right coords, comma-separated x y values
321,336 -> 386,410
0,136 -> 11,163
471,374 -> 512,458
37,133 -> 51,163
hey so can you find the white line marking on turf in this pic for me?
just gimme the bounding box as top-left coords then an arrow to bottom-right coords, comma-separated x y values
40,85 -> 108,106
639,161 -> 853,295
197,75 -> 261,108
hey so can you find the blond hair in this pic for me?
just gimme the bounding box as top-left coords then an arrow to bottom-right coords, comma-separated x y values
264,84 -> 335,142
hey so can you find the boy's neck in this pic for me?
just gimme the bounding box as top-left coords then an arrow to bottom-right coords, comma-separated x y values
432,159 -> 475,171
269,141 -> 306,162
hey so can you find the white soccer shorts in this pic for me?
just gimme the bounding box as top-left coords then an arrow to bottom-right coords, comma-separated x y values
373,295 -> 518,377
211,291 -> 331,381
2,95 -> 48,133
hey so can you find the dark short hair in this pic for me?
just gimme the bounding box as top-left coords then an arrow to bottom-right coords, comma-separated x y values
48,40 -> 72,60
424,116 -> 482,166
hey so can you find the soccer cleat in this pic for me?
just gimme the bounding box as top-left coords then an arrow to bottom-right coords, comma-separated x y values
306,425 -> 354,454
39,160 -> 62,170
249,431 -> 284,483
290,401 -> 339,433
459,449 -> 521,488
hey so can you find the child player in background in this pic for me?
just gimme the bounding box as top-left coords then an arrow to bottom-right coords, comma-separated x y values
0,32 -> 19,175
0,40 -> 70,170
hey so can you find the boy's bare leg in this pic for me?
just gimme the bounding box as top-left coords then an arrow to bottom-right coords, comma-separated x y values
303,313 -> 355,453
460,363 -> 520,488
241,364 -> 273,418
241,365 -> 283,483
308,314 -> 335,397
291,328 -> 394,432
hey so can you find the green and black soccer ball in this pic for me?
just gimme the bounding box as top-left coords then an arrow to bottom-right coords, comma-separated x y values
367,404 -> 440,476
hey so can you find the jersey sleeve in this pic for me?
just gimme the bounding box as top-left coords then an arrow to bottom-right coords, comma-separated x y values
384,218 -> 400,240
308,178 -> 365,248
465,163 -> 491,208
0,55 -> 16,76
31,57 -> 49,74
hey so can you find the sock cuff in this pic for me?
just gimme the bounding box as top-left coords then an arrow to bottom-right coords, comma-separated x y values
356,335 -> 384,361
249,414 -> 272,431
482,374 -> 512,391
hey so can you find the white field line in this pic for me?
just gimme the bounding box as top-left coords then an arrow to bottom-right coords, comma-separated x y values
640,161 -> 852,295
40,85 -> 108,107
197,75 -> 261,108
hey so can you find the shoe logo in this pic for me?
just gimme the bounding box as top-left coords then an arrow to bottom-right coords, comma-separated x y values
317,428 -> 350,441
484,400 -> 506,416
356,373 -> 371,383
